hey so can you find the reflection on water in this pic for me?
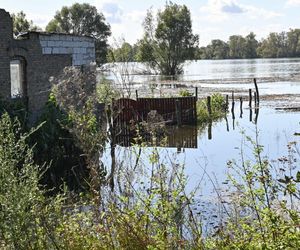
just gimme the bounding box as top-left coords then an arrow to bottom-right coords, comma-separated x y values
102,105 -> 300,196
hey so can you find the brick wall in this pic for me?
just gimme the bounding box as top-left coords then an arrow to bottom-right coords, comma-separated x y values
0,8 -> 96,121
0,9 -> 13,98
39,34 -> 95,66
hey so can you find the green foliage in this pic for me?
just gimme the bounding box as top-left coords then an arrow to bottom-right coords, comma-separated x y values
107,40 -> 137,63
195,32 -> 258,60
206,136 -> 300,249
197,93 -> 226,123
138,3 -> 199,75
97,77 -> 120,104
0,113 -> 58,249
31,93 -> 88,192
179,89 -> 193,97
2,100 -> 300,249
0,97 -> 28,130
196,29 -> 300,60
11,11 -> 40,36
46,3 -> 111,65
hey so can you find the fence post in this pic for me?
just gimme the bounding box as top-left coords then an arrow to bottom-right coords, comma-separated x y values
225,94 -> 229,111
249,89 -> 252,107
231,91 -> 235,114
175,99 -> 182,126
239,97 -> 243,118
207,96 -> 212,116
254,78 -> 259,104
135,90 -> 138,100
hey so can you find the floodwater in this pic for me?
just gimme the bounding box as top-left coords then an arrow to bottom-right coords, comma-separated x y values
101,58 -> 300,199
100,58 -> 300,233
102,105 -> 300,196
182,58 -> 300,81
101,58 -> 300,83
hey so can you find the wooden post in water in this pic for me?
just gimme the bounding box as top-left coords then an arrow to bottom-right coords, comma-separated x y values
253,78 -> 259,105
175,99 -> 182,126
255,107 -> 259,124
225,94 -> 229,111
239,97 -> 243,118
225,115 -> 229,132
254,92 -> 257,109
231,91 -> 235,128
231,91 -> 235,114
207,96 -> 212,116
249,89 -> 252,107
135,90 -> 138,100
208,121 -> 212,140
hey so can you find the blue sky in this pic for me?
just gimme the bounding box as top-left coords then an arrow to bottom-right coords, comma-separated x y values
1,0 -> 300,46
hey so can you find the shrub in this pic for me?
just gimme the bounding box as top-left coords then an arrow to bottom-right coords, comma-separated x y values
197,93 -> 226,123
179,89 -> 193,97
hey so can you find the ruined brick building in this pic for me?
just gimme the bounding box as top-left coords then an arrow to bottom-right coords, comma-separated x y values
0,8 -> 96,120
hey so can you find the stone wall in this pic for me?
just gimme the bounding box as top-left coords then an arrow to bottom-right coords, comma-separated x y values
0,8 -> 96,121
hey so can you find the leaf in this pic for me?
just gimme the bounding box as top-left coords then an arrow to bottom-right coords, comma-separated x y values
296,171 -> 300,182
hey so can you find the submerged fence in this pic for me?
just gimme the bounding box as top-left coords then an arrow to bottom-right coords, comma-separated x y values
112,96 -> 197,126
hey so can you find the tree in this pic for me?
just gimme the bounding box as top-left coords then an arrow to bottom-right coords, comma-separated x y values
107,41 -> 135,63
138,3 -> 199,76
12,11 -> 39,36
287,29 -> 300,57
257,32 -> 288,58
244,32 -> 258,58
106,38 -> 137,97
46,3 -> 111,65
228,35 -> 246,59
209,39 -> 229,59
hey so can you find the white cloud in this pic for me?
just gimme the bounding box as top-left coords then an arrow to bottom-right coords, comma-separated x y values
286,0 -> 300,6
96,1 -> 124,24
110,9 -> 147,43
245,5 -> 282,20
27,13 -> 53,28
199,0 -> 282,22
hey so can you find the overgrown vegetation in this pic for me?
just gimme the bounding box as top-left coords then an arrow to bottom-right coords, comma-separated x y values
1,107 -> 300,249
197,93 -> 227,123
2,65 -> 300,249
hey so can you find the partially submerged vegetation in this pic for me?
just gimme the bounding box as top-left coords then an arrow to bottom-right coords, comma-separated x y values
197,93 -> 227,124
1,64 -> 300,248
1,107 -> 300,248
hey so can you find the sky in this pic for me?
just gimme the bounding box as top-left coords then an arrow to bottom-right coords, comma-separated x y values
1,0 -> 300,46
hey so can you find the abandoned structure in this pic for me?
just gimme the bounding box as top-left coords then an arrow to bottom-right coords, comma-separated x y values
0,8 -> 96,119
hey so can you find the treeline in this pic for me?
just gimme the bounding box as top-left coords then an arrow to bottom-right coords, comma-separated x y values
108,29 -> 300,62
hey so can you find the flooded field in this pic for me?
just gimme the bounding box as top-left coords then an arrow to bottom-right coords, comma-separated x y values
102,104 -> 300,194
100,58 -> 300,234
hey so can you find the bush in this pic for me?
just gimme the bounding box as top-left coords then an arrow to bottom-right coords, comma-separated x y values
179,89 -> 193,97
0,113 -> 54,249
197,93 -> 226,123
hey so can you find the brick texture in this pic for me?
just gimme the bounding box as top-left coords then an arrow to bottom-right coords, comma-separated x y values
0,9 -> 96,121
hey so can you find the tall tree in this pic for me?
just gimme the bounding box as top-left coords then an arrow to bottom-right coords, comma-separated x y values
138,3 -> 199,76
257,32 -> 288,58
46,3 -> 111,65
287,29 -> 300,57
209,39 -> 229,59
244,32 -> 258,58
228,35 -> 246,59
12,11 -> 39,36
